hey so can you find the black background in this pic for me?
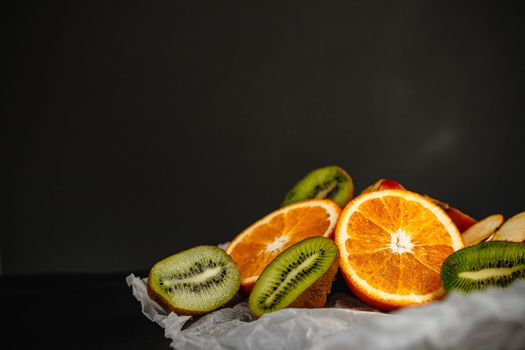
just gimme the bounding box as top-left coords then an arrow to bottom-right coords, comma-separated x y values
4,1 -> 525,275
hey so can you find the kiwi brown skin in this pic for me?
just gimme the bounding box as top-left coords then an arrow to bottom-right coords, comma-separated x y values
287,253 -> 339,309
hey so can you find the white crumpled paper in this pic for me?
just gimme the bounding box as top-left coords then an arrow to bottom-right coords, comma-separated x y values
127,273 -> 525,350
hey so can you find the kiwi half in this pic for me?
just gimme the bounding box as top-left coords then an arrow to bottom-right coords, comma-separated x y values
282,166 -> 353,207
441,241 -> 525,293
248,236 -> 339,318
147,245 -> 240,316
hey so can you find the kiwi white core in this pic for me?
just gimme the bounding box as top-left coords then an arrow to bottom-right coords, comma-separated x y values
389,229 -> 414,254
263,254 -> 318,306
459,264 -> 525,280
162,266 -> 223,286
315,181 -> 338,199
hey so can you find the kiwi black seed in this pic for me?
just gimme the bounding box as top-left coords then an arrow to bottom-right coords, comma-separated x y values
248,236 -> 339,318
282,166 -> 354,207
441,241 -> 525,293
147,245 -> 240,316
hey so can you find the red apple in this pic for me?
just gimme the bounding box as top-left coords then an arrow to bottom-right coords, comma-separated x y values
425,197 -> 476,232
361,179 -> 476,233
445,207 -> 477,233
360,178 -> 406,194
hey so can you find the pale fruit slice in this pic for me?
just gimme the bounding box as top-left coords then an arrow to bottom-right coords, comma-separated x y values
226,199 -> 341,293
489,211 -> 525,242
335,189 -> 463,310
461,214 -> 504,247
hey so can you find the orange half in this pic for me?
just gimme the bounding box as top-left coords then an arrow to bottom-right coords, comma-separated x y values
226,199 -> 341,293
335,189 -> 463,310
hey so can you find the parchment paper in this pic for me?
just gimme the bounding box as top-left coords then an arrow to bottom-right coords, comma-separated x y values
127,274 -> 525,350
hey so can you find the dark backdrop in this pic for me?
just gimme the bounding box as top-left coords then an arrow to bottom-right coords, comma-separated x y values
4,1 -> 524,275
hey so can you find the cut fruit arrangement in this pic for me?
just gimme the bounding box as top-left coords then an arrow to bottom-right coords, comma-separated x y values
146,166 -> 525,318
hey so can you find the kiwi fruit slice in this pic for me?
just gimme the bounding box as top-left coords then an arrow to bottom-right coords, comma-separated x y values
248,236 -> 339,318
147,245 -> 240,316
441,241 -> 525,293
282,166 -> 354,207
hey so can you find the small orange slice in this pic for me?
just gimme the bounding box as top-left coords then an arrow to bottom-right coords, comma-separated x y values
335,189 -> 463,310
226,199 -> 341,293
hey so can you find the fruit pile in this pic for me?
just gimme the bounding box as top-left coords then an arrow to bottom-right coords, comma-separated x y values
147,166 -> 525,318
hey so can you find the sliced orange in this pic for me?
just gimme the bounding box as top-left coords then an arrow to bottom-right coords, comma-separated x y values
226,199 -> 341,293
335,189 -> 463,310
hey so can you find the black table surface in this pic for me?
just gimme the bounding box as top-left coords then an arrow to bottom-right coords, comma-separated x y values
0,271 -> 370,349
1,273 -> 172,350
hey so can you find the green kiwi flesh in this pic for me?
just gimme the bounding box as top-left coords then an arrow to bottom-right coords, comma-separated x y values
282,166 -> 353,207
147,245 -> 240,316
248,236 -> 339,318
441,241 -> 525,293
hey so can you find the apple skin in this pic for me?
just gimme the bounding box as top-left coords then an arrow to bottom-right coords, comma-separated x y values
444,207 -> 477,233
425,197 -> 477,232
361,178 -> 406,194
361,178 -> 476,233
377,179 -> 406,190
